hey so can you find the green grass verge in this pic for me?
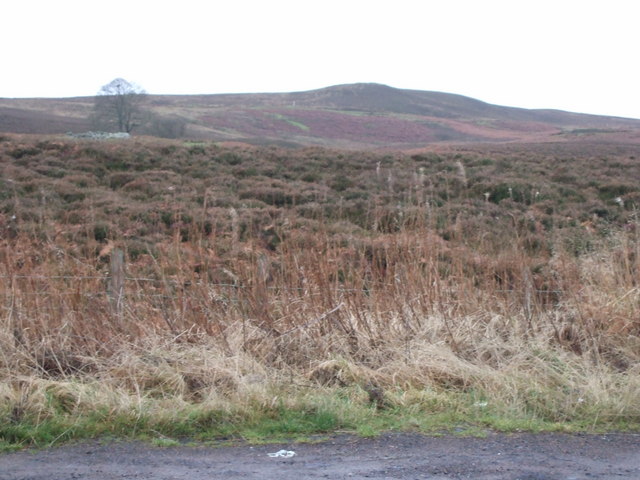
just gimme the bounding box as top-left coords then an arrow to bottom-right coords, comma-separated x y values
2,388 -> 638,452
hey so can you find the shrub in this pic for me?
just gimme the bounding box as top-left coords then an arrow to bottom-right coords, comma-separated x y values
331,175 -> 354,192
8,147 -> 41,159
597,183 -> 636,201
54,183 -> 86,203
108,172 -> 136,189
188,144 -> 207,156
216,152 -> 243,165
93,222 -> 110,242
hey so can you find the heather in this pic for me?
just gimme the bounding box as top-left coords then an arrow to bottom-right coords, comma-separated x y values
1,134 -> 639,449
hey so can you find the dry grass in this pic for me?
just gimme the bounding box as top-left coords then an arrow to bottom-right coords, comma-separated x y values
1,135 -> 639,447
2,226 -> 639,430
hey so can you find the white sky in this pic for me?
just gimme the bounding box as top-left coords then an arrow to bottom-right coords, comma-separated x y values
3,0 -> 639,119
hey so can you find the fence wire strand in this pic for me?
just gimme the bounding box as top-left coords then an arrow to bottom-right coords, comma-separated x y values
0,273 -> 565,296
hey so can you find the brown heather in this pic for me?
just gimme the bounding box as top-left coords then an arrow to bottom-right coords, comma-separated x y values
0,134 -> 639,437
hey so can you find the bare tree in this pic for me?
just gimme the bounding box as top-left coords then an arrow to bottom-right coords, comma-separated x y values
93,78 -> 146,133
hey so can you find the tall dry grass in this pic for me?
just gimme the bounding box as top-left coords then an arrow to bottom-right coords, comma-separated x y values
1,215 -> 639,431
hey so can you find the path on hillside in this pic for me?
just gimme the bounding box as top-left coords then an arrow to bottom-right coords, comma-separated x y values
1,432 -> 639,479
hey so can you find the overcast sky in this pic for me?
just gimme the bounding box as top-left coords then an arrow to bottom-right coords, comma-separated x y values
3,0 -> 639,119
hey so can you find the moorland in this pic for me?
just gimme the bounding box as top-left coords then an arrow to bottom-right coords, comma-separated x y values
2,83 -> 640,148
1,85 -> 640,450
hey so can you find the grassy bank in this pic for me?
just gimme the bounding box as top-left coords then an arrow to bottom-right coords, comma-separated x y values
1,135 -> 639,450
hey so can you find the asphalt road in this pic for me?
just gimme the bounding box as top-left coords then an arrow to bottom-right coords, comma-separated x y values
1,432 -> 639,479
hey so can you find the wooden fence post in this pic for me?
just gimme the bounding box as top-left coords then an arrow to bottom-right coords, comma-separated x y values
108,248 -> 125,317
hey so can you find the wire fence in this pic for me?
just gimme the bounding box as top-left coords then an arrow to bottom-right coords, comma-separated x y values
0,273 -> 567,296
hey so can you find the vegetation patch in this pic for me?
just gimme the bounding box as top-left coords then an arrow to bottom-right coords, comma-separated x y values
272,113 -> 310,132
1,135 -> 639,450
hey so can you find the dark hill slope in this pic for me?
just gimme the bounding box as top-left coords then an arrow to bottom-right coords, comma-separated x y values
290,83 -> 502,117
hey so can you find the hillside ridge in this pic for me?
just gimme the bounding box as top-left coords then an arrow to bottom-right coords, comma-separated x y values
1,83 -> 640,148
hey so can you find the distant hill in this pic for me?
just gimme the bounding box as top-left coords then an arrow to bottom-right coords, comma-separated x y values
1,83 -> 640,148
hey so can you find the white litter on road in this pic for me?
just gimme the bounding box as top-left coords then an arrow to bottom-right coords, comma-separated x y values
267,450 -> 296,458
